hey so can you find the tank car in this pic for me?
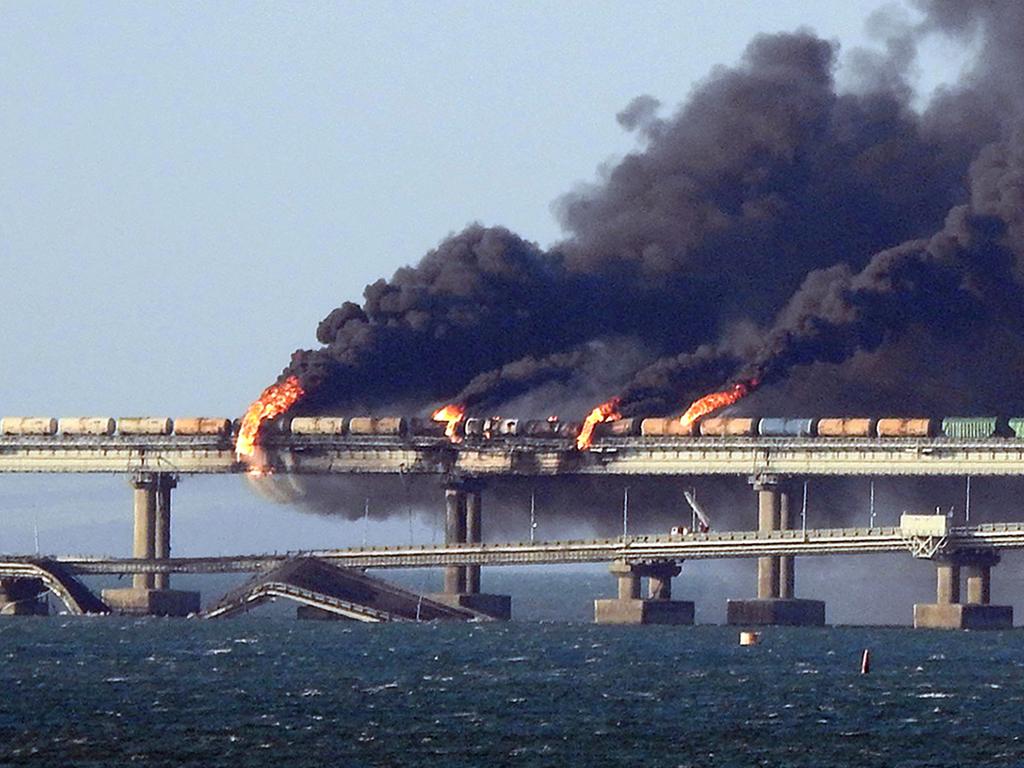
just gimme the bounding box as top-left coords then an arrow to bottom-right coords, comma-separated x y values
118,417 -> 173,435
640,418 -> 695,437
594,418 -> 642,438
816,418 -> 874,437
758,418 -> 815,437
290,416 -> 347,435
58,417 -> 116,436
347,416 -> 407,436
174,417 -> 232,436
700,417 -> 755,437
875,418 -> 933,438
0,417 -> 58,436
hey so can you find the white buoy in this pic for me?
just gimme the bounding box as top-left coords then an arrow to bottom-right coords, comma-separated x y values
739,631 -> 761,646
860,648 -> 871,674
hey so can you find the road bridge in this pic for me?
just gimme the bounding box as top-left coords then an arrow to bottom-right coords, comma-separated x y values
2,521 -> 1020,628
13,522 -> 1024,574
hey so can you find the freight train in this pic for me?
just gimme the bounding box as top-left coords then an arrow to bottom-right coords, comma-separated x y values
4,415 -> 1024,441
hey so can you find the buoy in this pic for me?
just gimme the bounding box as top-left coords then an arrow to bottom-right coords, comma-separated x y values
739,631 -> 760,646
860,648 -> 871,674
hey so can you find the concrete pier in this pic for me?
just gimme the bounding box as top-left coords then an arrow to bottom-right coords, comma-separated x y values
442,485 -> 467,594
103,473 -> 200,617
0,577 -> 48,616
594,560 -> 694,624
131,475 -> 156,590
464,489 -> 482,595
153,474 -> 175,590
914,552 -> 1012,629
431,482 -> 511,620
727,476 -> 825,626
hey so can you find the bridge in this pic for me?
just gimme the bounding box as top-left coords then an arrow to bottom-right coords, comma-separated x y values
3,431 -> 1023,629
4,433 -> 1024,476
2,521 -> 1020,627
20,522 -> 1024,573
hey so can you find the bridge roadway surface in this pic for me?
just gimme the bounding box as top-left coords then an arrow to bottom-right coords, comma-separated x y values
4,434 -> 1024,476
9,523 -> 1024,575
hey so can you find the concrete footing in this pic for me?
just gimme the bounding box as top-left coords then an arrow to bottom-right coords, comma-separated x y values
913,603 -> 1013,630
594,598 -> 694,625
102,588 -> 200,617
429,592 -> 512,621
727,598 -> 826,627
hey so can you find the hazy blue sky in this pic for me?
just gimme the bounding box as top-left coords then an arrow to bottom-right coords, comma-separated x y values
1,1 -> 969,416
0,3 -> 984,610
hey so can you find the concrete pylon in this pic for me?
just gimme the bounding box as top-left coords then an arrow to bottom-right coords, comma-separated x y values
595,560 -> 693,624
153,474 -> 177,590
726,475 -> 825,627
443,485 -> 467,594
465,488 -> 482,595
103,473 -> 199,617
779,488 -> 795,600
914,551 -> 1012,629
936,563 -> 961,605
131,475 -> 157,590
431,480 -> 510,620
755,477 -> 781,599
965,562 -> 991,605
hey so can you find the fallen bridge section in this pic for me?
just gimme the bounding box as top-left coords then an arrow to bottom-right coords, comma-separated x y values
0,560 -> 109,615
202,557 -> 484,621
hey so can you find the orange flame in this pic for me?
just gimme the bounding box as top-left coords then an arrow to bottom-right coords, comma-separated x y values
678,379 -> 757,430
576,397 -> 622,451
432,403 -> 466,442
236,376 -> 305,465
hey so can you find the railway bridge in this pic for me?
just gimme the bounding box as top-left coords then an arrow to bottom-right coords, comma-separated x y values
3,430 -> 1024,627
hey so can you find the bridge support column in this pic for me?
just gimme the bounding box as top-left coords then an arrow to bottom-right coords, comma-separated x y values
779,488 -> 795,600
0,577 -> 48,616
153,474 -> 176,590
914,552 -> 1012,629
102,473 -> 199,617
131,475 -> 157,590
726,476 -> 825,627
442,485 -> 467,595
595,560 -> 693,625
431,481 -> 511,620
465,489 -> 481,595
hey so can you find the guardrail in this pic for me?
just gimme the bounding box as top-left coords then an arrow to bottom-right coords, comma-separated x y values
15,523 -> 1024,574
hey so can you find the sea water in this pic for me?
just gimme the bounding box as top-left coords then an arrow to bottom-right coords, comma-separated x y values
1,574 -> 1024,766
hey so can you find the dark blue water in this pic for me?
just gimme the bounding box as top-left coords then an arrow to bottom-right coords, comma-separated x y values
2,621 -> 1023,767
3,577 -> 1024,766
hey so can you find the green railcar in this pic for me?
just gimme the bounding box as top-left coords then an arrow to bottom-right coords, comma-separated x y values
1010,418 -> 1024,439
941,417 -> 998,439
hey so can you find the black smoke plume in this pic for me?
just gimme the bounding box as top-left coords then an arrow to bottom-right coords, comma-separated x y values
264,1 -> 1024,535
286,1 -> 1024,424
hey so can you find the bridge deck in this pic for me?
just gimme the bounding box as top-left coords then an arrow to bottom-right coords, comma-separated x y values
13,523 -> 1024,574
3,434 -> 1024,476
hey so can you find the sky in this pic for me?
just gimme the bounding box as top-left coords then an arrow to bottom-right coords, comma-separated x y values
0,0 -> 970,415
0,2 -> 989,621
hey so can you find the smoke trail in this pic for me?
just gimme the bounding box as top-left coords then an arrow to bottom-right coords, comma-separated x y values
254,2 -> 1024,535
280,3 -> 1024,420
